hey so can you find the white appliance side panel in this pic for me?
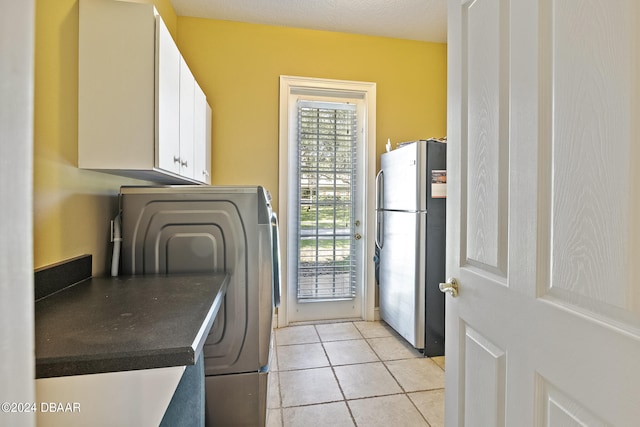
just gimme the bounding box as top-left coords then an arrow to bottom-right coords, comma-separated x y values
205,371 -> 267,426
121,196 -> 253,374
378,210 -> 425,348
120,187 -> 275,378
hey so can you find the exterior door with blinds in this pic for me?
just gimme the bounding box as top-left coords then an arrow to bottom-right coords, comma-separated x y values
289,96 -> 365,322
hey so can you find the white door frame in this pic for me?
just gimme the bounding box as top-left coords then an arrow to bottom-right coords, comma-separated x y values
1,0 -> 36,422
278,75 -> 376,327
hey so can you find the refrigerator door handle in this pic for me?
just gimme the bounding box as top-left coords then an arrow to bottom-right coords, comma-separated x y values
375,170 -> 384,249
375,170 -> 384,211
376,211 -> 384,249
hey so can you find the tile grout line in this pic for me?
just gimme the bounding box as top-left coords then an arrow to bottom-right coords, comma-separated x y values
271,321 -> 444,426
317,322 -> 360,427
374,342 -> 435,426
271,330 -> 285,427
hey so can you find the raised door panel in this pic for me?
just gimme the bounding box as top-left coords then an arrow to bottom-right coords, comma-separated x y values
462,0 -> 509,276
463,327 -> 506,426
156,16 -> 181,176
536,376 -> 609,427
543,0 -> 640,332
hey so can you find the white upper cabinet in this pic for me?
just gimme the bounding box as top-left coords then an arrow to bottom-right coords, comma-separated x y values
194,82 -> 212,184
178,57 -> 195,180
156,16 -> 181,178
78,0 -> 211,184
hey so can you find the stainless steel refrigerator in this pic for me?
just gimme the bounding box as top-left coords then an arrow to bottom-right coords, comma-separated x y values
375,140 -> 446,356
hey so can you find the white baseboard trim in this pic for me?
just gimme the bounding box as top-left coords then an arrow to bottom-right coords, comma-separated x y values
273,309 -> 380,329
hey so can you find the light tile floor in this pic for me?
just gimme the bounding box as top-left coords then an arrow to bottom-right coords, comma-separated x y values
267,321 -> 445,427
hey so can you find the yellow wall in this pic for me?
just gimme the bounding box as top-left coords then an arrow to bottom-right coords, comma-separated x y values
33,0 -> 176,274
177,18 -> 447,207
127,0 -> 177,37
34,1 -> 446,276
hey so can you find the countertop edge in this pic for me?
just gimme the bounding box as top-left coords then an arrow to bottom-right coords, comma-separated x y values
191,275 -> 229,362
36,347 -> 196,379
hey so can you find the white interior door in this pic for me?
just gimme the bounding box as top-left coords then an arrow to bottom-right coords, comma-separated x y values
446,0 -> 640,425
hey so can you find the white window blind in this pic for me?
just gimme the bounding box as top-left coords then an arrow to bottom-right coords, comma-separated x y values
296,100 -> 358,301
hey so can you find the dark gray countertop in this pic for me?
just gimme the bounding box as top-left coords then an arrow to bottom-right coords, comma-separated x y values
35,274 -> 228,379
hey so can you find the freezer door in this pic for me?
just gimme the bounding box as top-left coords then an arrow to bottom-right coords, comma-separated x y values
378,210 -> 425,348
380,141 -> 427,211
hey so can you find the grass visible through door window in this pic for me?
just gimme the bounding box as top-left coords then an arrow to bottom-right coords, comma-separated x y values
296,102 -> 357,301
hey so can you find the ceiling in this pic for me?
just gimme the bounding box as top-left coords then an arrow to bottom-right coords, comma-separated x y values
170,0 -> 448,43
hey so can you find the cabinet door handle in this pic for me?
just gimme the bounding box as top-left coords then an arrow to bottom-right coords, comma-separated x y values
173,156 -> 180,164
180,160 -> 188,167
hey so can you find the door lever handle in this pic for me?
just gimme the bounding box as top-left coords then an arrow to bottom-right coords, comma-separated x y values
439,278 -> 459,297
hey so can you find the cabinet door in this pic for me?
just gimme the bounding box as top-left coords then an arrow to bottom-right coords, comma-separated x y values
193,82 -> 211,184
155,16 -> 181,176
206,104 -> 212,183
179,57 -> 195,179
